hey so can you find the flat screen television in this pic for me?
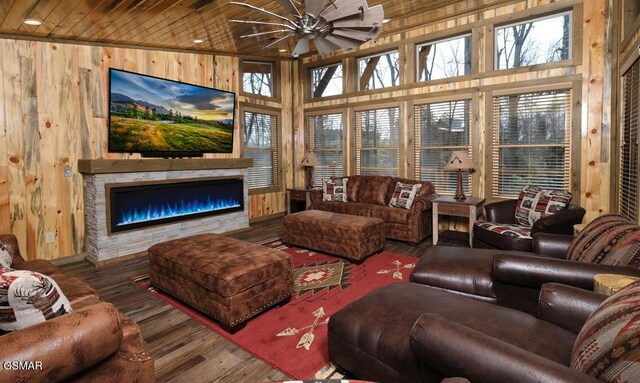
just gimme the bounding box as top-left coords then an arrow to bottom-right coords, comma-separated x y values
108,68 -> 236,157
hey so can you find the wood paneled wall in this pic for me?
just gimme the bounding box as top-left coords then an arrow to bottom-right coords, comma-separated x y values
0,40 -> 290,260
296,0 -> 615,227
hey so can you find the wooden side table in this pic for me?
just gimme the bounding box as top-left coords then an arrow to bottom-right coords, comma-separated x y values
593,274 -> 640,296
286,188 -> 313,214
432,195 -> 485,247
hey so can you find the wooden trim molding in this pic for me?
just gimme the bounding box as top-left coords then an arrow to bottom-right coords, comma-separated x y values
78,158 -> 254,174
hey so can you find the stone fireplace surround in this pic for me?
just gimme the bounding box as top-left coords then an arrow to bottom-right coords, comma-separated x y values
79,159 -> 252,265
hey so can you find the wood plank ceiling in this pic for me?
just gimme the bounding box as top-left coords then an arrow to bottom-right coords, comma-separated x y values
0,0 -> 515,58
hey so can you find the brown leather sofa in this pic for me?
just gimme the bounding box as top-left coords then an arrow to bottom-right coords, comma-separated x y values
328,281 -> 603,383
309,175 -> 435,245
473,199 -> 586,251
0,235 -> 154,382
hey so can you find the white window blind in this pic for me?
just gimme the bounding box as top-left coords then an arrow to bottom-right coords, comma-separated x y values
244,110 -> 278,189
415,100 -> 471,194
355,107 -> 400,177
492,89 -> 572,198
620,58 -> 640,221
307,113 -> 344,187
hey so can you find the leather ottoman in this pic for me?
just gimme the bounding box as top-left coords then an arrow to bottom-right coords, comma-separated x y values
283,210 -> 385,261
148,233 -> 293,330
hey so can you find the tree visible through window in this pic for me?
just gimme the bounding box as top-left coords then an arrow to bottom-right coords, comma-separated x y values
311,63 -> 343,98
355,107 -> 400,176
415,100 -> 472,194
307,113 -> 344,187
492,89 -> 572,198
358,51 -> 399,91
242,61 -> 274,97
495,12 -> 571,70
417,34 -> 472,82
244,110 -> 279,190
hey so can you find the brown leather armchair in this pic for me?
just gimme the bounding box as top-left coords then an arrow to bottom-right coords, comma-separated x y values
473,199 -> 586,252
328,282 -> 604,383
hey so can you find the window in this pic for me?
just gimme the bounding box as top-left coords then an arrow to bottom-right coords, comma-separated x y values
619,58 -> 640,221
358,51 -> 399,91
310,63 -> 343,98
242,61 -> 274,97
355,107 -> 400,176
306,113 -> 344,187
495,11 -> 571,70
415,100 -> 472,194
243,109 -> 279,190
491,89 -> 572,198
417,34 -> 472,82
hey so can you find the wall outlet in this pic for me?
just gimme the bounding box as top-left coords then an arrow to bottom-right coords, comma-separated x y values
64,166 -> 72,177
45,232 -> 55,243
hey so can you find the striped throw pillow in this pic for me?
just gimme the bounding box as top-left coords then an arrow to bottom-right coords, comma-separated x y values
571,279 -> 640,381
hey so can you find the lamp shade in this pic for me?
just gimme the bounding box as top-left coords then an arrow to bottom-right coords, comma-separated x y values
300,152 -> 319,167
443,151 -> 472,171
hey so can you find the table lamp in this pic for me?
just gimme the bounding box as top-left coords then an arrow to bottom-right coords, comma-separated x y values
300,152 -> 319,189
443,151 -> 472,200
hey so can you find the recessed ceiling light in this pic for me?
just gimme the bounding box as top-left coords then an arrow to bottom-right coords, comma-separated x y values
193,39 -> 204,43
24,19 -> 43,26
279,49 -> 287,52
382,18 -> 391,24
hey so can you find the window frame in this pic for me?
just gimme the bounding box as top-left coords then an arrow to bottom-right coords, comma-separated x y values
493,10 -> 573,71
487,83 -> 578,200
240,59 -> 279,100
305,110 -> 346,188
415,33 -> 473,83
239,103 -> 282,195
309,62 -> 344,99
618,55 -> 640,221
357,49 -> 401,91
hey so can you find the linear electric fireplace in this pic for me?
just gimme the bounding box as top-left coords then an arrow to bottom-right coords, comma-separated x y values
106,177 -> 244,234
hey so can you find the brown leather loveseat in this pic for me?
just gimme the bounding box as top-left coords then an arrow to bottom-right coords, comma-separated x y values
0,234 -> 154,382
309,175 -> 436,245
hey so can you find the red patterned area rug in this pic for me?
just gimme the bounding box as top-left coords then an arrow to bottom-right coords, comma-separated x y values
131,238 -> 416,380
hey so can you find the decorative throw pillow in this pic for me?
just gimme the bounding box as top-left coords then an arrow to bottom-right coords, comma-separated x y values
570,279 -> 640,381
389,182 -> 423,209
0,268 -> 72,332
514,185 -> 572,227
322,178 -> 348,202
567,214 -> 640,267
0,240 -> 12,268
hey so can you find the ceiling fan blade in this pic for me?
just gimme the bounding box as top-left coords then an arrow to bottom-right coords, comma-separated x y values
293,38 -> 310,56
230,19 -> 295,31
332,28 -> 377,42
264,34 -> 296,49
230,2 -> 296,26
320,0 -> 367,22
276,0 -> 301,16
325,34 -> 360,50
332,4 -> 384,29
313,36 -> 340,55
240,29 -> 290,39
305,0 -> 329,18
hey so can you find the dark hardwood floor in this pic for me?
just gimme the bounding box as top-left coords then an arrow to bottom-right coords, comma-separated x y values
59,217 -> 466,383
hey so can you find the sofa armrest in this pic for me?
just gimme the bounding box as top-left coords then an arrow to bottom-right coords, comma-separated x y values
538,283 -> 606,334
0,302 -> 123,383
308,189 -> 323,205
0,234 -> 26,264
532,233 -> 573,259
494,253 -> 640,290
484,199 -> 518,223
531,205 -> 586,236
410,313 -> 599,383
412,195 -> 433,212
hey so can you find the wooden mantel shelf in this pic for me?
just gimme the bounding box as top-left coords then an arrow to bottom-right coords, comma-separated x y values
78,158 -> 254,174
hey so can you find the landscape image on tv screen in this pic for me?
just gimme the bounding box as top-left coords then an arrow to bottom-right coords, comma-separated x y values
109,68 -> 235,154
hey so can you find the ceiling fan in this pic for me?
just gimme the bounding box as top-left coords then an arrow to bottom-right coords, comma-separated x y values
230,0 -> 384,57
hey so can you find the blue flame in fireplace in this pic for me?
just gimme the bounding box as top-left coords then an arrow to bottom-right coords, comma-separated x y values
116,197 -> 241,226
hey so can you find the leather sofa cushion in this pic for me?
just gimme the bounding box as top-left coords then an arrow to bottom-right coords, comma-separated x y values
345,175 -> 363,202
148,233 -> 292,297
312,201 -> 373,217
357,176 -> 393,205
368,205 -> 411,224
473,222 -> 533,251
285,210 -> 384,240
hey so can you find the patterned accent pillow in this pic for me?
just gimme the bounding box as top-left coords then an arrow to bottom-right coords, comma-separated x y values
0,240 -> 12,269
567,214 -> 640,267
570,279 -> 640,381
514,186 -> 572,227
389,182 -> 423,209
322,178 -> 348,202
0,268 -> 72,332
474,220 -> 532,239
